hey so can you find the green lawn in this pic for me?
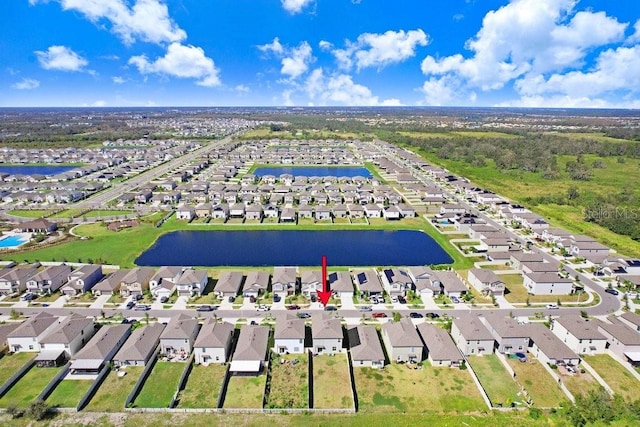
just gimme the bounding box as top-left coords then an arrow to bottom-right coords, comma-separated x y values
85,366 -> 143,412
353,363 -> 486,413
46,379 -> 93,408
177,363 -> 227,408
560,369 -> 603,398
583,355 -> 640,401
0,366 -> 62,407
7,209 -> 54,218
0,352 -> 34,385
467,355 -> 521,407
223,374 -> 266,408
266,353 -> 308,409
506,358 -> 566,407
133,361 -> 185,408
313,354 -> 353,409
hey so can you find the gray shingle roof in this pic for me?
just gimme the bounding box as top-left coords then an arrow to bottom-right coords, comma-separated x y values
275,317 -> 305,340
525,324 -> 579,360
73,324 -> 131,360
214,271 -> 244,293
328,271 -> 353,293
348,325 -> 385,362
113,323 -> 165,363
40,314 -> 94,345
382,318 -> 423,348
417,323 -> 463,362
194,320 -> 233,348
312,315 -> 343,340
160,314 -> 200,340
554,316 -> 607,340
233,325 -> 269,361
453,314 -> 494,341
8,312 -> 57,338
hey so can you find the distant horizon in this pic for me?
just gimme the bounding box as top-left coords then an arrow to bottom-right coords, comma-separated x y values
4,1 -> 640,109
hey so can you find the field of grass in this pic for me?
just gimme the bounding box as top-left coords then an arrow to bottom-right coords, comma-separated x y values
0,366 -> 61,407
133,361 -> 184,408
353,363 -> 485,413
266,353 -> 308,409
46,379 -> 93,408
0,352 -> 34,385
7,209 -> 53,218
583,355 -> 640,401
223,374 -> 266,408
313,354 -> 353,409
85,366 -> 143,412
177,364 -> 227,408
560,369 -> 603,398
467,355 -> 521,407
506,358 -> 566,407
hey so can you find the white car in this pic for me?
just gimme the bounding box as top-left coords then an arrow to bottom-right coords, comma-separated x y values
257,304 -> 270,311
546,303 -> 559,309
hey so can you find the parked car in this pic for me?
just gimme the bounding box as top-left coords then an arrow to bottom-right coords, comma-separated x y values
273,294 -> 281,302
360,306 -> 373,312
546,303 -> 559,309
297,312 -> 311,319
425,312 -> 440,319
134,294 -> 143,301
372,312 -> 387,318
228,296 -> 235,303
249,295 -> 256,303
196,305 -> 215,312
134,304 -> 150,311
257,304 -> 270,311
125,300 -> 136,309
324,305 -> 337,311
397,296 -> 407,304
391,295 -> 398,303
310,294 -> 317,303
627,291 -> 638,299
20,292 -> 36,301
450,296 -> 461,303
409,312 -> 423,318
159,296 -> 169,303
605,288 -> 619,296
287,304 -> 301,310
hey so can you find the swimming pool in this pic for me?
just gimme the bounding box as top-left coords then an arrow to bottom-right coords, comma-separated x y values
0,235 -> 28,248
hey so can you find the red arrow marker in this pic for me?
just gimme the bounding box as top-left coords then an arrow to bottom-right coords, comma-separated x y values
318,255 -> 331,307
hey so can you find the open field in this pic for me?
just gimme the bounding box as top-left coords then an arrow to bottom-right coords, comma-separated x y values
467,355 -> 521,407
46,379 -> 93,408
399,131 -> 521,140
560,369 -> 603,398
223,374 -> 266,408
0,366 -> 61,407
86,366 -> 143,412
312,353 -> 353,409
583,355 -> 640,401
133,361 -> 184,408
0,352 -> 34,385
353,363 -> 486,413
177,363 -> 227,408
266,353 -> 308,409
506,358 -> 566,407
6,209 -> 54,218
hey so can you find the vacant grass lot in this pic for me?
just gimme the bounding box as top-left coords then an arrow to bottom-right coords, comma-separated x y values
86,366 -> 143,412
133,361 -> 184,408
266,353 -> 308,409
560,369 -> 603,398
583,355 -> 640,401
313,354 -> 353,409
46,379 -> 93,408
177,363 -> 227,408
506,358 -> 566,407
0,352 -> 34,385
354,363 -> 485,413
467,355 -> 521,407
0,366 -> 61,407
223,374 -> 266,408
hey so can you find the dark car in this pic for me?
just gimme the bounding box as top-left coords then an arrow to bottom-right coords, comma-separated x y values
196,304 -> 215,312
605,288 -> 619,296
409,312 -> 423,318
310,294 -> 317,303
159,296 -> 169,303
273,294 -> 281,302
249,295 -> 256,303
397,296 -> 407,304
228,296 -> 235,303
372,312 -> 387,318
298,312 -> 311,319
425,312 -> 440,319
287,304 -> 301,310
324,305 -> 337,311
134,294 -> 143,301
125,300 -> 136,309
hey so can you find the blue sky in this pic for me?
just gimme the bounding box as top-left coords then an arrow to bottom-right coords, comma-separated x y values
2,0 -> 639,107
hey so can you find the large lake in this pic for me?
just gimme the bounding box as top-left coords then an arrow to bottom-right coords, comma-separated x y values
253,166 -> 372,178
0,165 -> 77,176
135,230 -> 453,267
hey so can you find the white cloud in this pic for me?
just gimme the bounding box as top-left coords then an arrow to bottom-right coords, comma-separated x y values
235,84 -> 250,93
258,38 -> 315,80
35,45 -> 88,71
92,100 -> 106,107
420,76 -> 461,106
11,78 -> 40,90
32,0 -> 186,45
627,19 -> 640,44
112,76 -> 126,84
281,0 -> 314,14
331,29 -> 428,71
129,42 -> 220,87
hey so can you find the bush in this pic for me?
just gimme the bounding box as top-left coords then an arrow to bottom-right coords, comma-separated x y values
26,399 -> 48,421
6,404 -> 24,419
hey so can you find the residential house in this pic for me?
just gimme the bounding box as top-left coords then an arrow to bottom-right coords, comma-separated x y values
7,312 -> 58,353
119,267 -> 155,298
176,268 -> 208,297
353,269 -> 384,297
348,325 -> 386,368
26,264 -> 72,294
525,324 -> 580,366
381,268 -> 413,297
597,318 -> 640,363
159,314 -> 201,359
274,316 -> 306,354
245,204 -> 263,221
243,270 -> 270,299
36,315 -> 96,367
467,268 -> 505,296
363,204 -> 382,218
417,323 -> 464,367
272,267 -> 298,296
0,265 -> 39,295
550,316 -> 607,355
432,270 -> 468,298
69,324 -> 131,378
382,318 -> 423,363
17,218 -> 58,234
194,319 -> 234,364
451,314 -> 494,356
113,323 -> 166,367
328,271 -> 354,301
482,315 -> 529,354
300,270 -> 323,298
149,266 -> 182,300
92,269 -> 130,296
230,325 -> 270,374
311,314 -> 343,355
214,271 -> 244,298
619,312 -> 640,333
408,266 -> 442,298
61,264 -> 103,296
176,206 -> 196,220
523,272 -> 573,295
211,204 -> 229,220
509,252 -> 546,271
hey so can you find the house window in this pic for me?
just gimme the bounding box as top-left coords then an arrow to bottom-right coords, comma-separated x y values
28,345 -> 34,350
332,347 -> 337,351
359,361 -> 363,365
